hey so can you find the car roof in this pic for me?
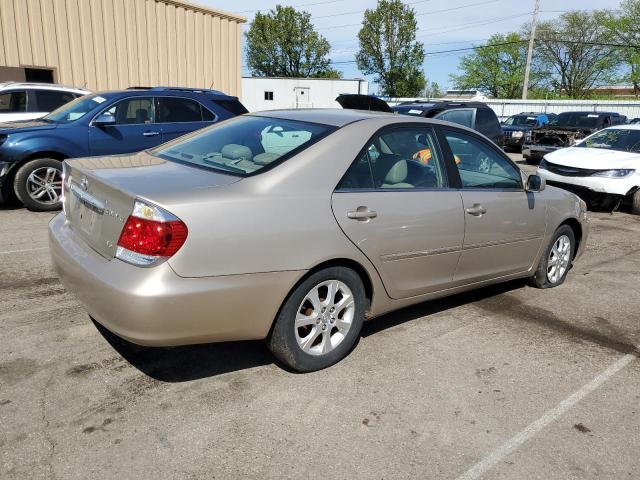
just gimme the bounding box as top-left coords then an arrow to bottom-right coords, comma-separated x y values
394,101 -> 489,109
557,111 -> 615,116
250,108 -> 394,127
91,87 -> 237,99
0,82 -> 89,93
602,124 -> 640,131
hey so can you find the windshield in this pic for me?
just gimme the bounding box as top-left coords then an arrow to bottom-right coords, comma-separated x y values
504,115 -> 538,126
577,129 -> 640,153
548,112 -> 599,129
153,115 -> 336,176
43,94 -> 108,123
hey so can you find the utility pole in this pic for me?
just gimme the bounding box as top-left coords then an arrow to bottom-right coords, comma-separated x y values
522,0 -> 540,99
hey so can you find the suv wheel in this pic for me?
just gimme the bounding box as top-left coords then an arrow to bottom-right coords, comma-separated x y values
14,158 -> 64,212
267,267 -> 366,372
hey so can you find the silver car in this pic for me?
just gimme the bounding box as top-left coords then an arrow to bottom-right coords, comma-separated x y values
49,110 -> 589,372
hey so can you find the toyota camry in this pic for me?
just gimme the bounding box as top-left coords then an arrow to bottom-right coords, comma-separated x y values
49,109 -> 589,372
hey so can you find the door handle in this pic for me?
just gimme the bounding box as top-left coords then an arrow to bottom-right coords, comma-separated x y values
347,207 -> 377,221
465,204 -> 487,216
143,131 -> 160,137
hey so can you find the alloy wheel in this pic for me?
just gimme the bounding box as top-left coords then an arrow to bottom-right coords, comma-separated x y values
26,167 -> 62,205
547,234 -> 571,284
294,280 -> 355,356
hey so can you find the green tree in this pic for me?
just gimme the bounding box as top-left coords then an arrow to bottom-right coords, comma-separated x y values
245,5 -> 341,78
536,10 -> 619,99
450,33 -> 531,99
425,80 -> 443,98
356,0 -> 425,96
605,0 -> 640,96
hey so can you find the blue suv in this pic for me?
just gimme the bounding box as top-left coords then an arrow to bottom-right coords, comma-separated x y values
501,112 -> 549,152
0,87 -> 247,211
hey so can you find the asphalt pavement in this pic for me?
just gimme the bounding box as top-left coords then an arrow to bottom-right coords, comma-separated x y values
1,155 -> 639,479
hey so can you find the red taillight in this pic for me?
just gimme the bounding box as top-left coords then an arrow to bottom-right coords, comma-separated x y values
117,216 -> 188,257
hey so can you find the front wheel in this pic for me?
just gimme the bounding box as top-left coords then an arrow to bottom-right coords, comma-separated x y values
267,267 -> 366,372
529,225 -> 575,289
13,158 -> 63,211
632,190 -> 640,215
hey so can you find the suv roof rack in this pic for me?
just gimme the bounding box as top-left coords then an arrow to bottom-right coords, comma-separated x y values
127,86 -> 226,95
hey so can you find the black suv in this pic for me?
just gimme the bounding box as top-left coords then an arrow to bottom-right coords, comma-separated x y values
391,101 -> 504,146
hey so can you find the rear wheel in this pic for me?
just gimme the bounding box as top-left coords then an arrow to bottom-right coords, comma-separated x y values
632,190 -> 640,215
267,267 -> 366,372
13,158 -> 63,211
529,225 -> 575,289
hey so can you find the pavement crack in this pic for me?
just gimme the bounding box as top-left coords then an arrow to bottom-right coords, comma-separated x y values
40,371 -> 57,480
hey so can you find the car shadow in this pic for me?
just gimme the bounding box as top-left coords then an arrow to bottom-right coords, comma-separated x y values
361,279 -> 526,338
95,280 -> 528,382
93,319 -> 276,382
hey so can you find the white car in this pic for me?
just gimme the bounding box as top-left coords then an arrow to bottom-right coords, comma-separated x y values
0,82 -> 90,123
537,125 -> 640,214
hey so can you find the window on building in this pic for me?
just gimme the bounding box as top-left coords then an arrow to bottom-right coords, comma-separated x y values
25,68 -> 54,83
264,91 -> 274,101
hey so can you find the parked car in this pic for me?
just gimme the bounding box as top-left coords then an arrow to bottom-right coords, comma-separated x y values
522,111 -> 626,164
501,112 -> 549,152
0,86 -> 247,211
537,125 -> 640,214
49,109 -> 589,372
391,101 -> 504,146
0,82 -> 89,123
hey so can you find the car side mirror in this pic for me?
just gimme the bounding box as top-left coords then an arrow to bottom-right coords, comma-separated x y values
93,112 -> 116,127
526,174 -> 546,192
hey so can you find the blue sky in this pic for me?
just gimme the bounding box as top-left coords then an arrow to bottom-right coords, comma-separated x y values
200,0 -> 623,93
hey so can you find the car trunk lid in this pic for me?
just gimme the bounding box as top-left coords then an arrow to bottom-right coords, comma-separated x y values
63,151 -> 241,259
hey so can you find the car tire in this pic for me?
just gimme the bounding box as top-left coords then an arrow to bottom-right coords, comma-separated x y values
529,225 -> 576,289
267,267 -> 366,372
632,190 -> 640,215
13,158 -> 64,212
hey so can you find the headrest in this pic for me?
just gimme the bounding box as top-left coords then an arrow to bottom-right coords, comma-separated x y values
384,160 -> 408,184
253,152 -> 280,165
221,144 -> 253,161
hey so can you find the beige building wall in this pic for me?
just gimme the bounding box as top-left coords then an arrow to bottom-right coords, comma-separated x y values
0,0 -> 245,96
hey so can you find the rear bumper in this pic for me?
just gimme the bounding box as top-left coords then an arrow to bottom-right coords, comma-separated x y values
48,213 -> 304,346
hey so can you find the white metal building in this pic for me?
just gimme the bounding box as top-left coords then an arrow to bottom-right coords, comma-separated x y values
241,77 -> 368,112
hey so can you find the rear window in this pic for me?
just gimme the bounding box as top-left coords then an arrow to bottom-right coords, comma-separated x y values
153,115 -> 335,176
214,99 -> 248,115
34,90 -> 77,111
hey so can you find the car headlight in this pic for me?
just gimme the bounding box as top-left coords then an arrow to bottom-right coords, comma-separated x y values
591,169 -> 635,178
512,131 -> 523,138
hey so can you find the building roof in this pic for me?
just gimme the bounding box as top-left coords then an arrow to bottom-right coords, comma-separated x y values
158,0 -> 246,22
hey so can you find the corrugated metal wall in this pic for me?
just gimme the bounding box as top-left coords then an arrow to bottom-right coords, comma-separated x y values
0,0 -> 244,96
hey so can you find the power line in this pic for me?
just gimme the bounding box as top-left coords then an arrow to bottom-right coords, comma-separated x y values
320,0 -> 501,29
238,0 -> 345,14
313,0 -> 434,20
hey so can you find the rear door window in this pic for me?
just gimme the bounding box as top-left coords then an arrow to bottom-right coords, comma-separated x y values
475,108 -> 500,137
434,108 -> 474,129
0,91 -> 27,112
33,90 -> 77,112
214,99 -> 248,115
157,97 -> 211,123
